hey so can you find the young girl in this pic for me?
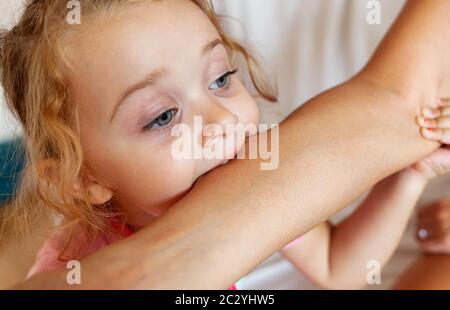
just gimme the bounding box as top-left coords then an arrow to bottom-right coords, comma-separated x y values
0,0 -> 449,289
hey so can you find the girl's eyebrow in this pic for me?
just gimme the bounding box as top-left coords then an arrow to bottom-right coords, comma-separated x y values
109,37 -> 225,125
202,38 -> 225,57
111,68 -> 168,124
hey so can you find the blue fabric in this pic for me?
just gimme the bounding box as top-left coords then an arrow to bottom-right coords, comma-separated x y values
0,139 -> 25,206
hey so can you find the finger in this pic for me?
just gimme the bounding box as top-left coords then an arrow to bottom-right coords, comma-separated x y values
418,200 -> 450,223
417,116 -> 450,129
418,234 -> 450,255
422,107 -> 441,119
437,98 -> 450,108
418,209 -> 450,225
420,127 -> 450,144
416,116 -> 432,127
421,98 -> 450,118
418,215 -> 450,231
439,107 -> 450,117
415,148 -> 450,179
417,221 -> 450,239
421,101 -> 450,119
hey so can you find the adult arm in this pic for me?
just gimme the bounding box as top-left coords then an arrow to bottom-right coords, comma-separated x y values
16,0 -> 450,289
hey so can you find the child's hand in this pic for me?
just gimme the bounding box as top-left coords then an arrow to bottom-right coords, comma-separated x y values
417,98 -> 450,144
412,98 -> 450,181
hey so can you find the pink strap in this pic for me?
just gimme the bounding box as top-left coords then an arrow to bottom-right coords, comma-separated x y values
283,235 -> 304,250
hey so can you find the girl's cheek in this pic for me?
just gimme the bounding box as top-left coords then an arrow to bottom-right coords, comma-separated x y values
251,101 -> 260,124
240,96 -> 260,125
235,84 -> 260,125
135,156 -> 194,197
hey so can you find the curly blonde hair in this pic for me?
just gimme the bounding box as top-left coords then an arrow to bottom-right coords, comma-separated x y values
0,0 -> 277,253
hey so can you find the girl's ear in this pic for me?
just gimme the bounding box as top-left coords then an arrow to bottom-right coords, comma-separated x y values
36,159 -> 59,184
79,176 -> 114,205
38,159 -> 113,205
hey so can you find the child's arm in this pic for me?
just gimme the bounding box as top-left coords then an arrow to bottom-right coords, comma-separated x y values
282,169 -> 426,289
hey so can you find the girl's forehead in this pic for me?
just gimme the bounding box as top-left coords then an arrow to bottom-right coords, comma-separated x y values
66,0 -> 224,116
85,0 -> 216,37
69,0 -> 219,65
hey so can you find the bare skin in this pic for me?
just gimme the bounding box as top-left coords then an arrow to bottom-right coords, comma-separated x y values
392,116 -> 450,291
282,164 -> 438,289
14,0 -> 450,289
393,256 -> 450,290
416,197 -> 450,254
393,194 -> 450,290
283,100 -> 450,290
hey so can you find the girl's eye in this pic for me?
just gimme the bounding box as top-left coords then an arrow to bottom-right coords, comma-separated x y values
143,108 -> 179,132
208,68 -> 239,91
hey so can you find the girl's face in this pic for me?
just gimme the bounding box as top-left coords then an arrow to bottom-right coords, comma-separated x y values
67,0 -> 259,227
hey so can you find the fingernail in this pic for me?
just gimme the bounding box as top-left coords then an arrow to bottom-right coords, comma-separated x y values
422,128 -> 435,137
422,108 -> 432,117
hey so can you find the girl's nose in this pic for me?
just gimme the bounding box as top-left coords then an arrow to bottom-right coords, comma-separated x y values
197,101 -> 239,149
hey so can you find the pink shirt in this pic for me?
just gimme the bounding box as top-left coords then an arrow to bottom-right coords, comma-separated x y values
27,221 -> 134,279
27,221 -> 239,289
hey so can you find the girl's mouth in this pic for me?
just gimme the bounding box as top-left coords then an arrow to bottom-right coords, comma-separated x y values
221,150 -> 240,165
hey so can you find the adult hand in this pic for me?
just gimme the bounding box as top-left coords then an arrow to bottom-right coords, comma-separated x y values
417,198 -> 450,254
